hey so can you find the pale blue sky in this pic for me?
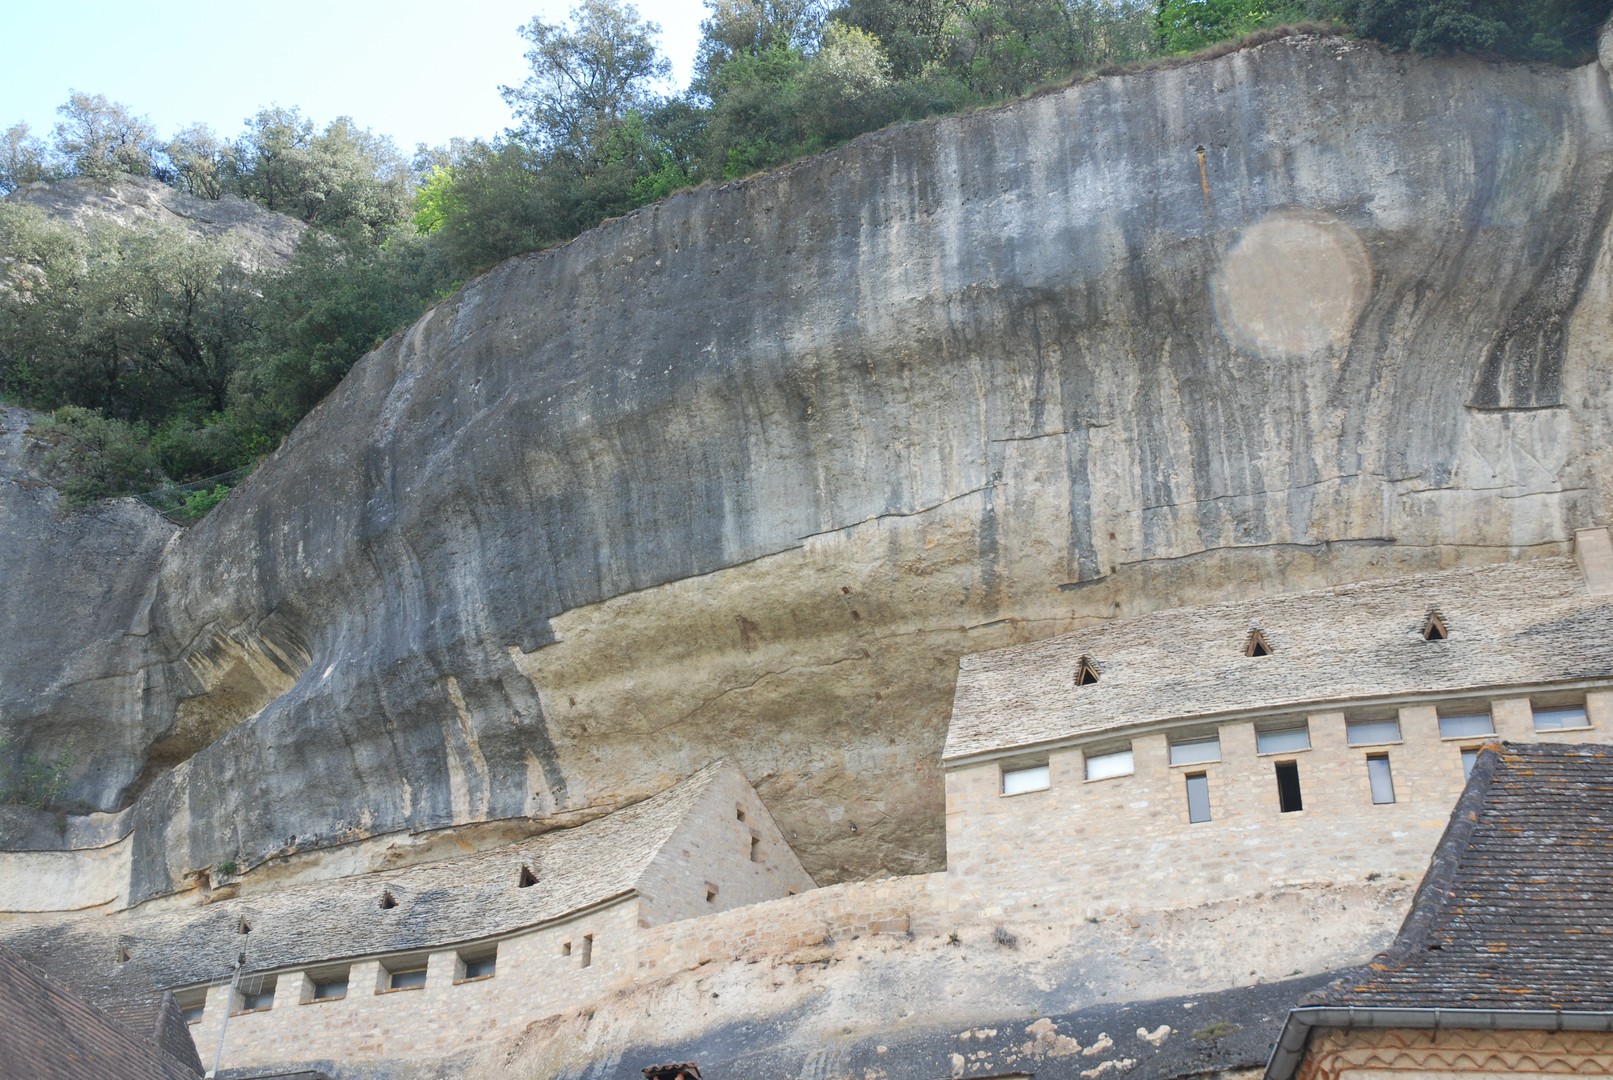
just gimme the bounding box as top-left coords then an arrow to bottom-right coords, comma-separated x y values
1,0 -> 710,155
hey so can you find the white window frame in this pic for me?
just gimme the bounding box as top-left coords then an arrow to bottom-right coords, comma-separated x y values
1001,763 -> 1050,795
1084,748 -> 1134,781
1169,735 -> 1221,767
1533,704 -> 1590,732
1437,711 -> 1494,739
1346,717 -> 1402,746
1256,722 -> 1310,755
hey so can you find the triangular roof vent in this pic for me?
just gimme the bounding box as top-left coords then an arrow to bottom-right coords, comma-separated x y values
1422,611 -> 1448,641
1075,656 -> 1100,686
518,864 -> 538,888
380,889 -> 397,909
1245,629 -> 1272,657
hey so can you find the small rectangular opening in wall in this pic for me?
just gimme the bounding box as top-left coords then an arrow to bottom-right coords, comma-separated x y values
1256,722 -> 1310,754
1170,735 -> 1220,767
1001,762 -> 1050,795
705,882 -> 719,903
456,944 -> 497,983
1185,772 -> 1211,823
1347,717 -> 1401,746
1533,703 -> 1590,732
382,960 -> 428,992
1084,747 -> 1133,781
175,989 -> 206,1026
1367,754 -> 1396,804
579,934 -> 593,969
749,833 -> 761,863
736,805 -> 747,823
1275,761 -> 1303,813
233,977 -> 276,1015
1438,710 -> 1494,739
305,964 -> 350,1003
561,941 -> 572,956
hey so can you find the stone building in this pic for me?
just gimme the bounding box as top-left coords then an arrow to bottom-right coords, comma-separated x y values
1265,742 -> 1613,1080
943,528 -> 1613,920
1,761 -> 813,1074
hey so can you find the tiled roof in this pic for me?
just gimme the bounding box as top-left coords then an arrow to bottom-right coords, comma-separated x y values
0,944 -> 201,1079
1,763 -> 729,1002
945,557 -> 1613,760
102,994 -> 206,1074
1311,742 -> 1613,1011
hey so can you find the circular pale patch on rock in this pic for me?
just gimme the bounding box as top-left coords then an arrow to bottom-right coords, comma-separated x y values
1214,211 -> 1371,358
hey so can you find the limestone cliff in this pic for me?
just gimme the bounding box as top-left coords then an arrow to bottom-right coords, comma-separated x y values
5,33 -> 1613,899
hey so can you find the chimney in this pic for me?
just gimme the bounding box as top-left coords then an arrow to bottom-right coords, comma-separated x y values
1575,526 -> 1613,596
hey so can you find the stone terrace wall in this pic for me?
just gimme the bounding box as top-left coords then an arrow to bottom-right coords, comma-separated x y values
946,690 -> 1613,918
635,873 -> 945,978
188,898 -> 642,1071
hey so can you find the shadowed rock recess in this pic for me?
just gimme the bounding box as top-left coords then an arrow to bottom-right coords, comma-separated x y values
5,35 -> 1613,899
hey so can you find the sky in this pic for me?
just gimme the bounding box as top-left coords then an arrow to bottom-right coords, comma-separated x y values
1,0 -> 710,156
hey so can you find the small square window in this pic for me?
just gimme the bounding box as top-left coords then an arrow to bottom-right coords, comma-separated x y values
1001,763 -> 1050,795
1256,723 -> 1310,754
385,965 -> 427,992
1170,735 -> 1220,766
1367,754 -> 1396,804
310,975 -> 348,1002
1185,772 -> 1211,823
176,990 -> 207,1026
1084,748 -> 1133,781
457,946 -> 497,982
1347,718 -> 1401,746
1534,704 -> 1590,731
181,1002 -> 205,1025
1438,711 -> 1494,739
234,980 -> 276,1014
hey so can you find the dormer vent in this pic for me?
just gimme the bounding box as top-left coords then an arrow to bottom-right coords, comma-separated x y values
1422,611 -> 1448,641
237,918 -> 252,935
380,890 -> 397,909
1075,656 -> 1099,686
518,864 -> 537,889
1245,629 -> 1272,657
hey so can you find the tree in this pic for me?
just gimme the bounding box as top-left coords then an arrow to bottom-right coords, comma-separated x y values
166,124 -> 234,199
1322,0 -> 1613,59
50,91 -> 159,179
1155,0 -> 1306,52
833,0 -> 964,78
695,0 -> 829,92
0,123 -> 50,194
501,0 -> 673,156
230,107 -> 410,233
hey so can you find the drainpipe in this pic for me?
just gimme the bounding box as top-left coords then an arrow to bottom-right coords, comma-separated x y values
206,955 -> 246,1079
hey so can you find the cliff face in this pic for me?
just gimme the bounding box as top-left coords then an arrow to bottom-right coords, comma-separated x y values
6,35 -> 1613,898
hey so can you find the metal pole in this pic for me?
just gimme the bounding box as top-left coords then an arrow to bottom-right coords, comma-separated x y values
207,958 -> 245,1078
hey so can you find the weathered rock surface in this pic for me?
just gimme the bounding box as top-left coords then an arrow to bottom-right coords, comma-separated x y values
5,35 -> 1613,897
5,173 -> 305,268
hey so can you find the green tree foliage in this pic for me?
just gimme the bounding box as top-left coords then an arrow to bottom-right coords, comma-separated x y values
695,0 -> 829,91
0,123 -> 52,194
165,123 -> 233,199
50,91 -> 160,179
1155,0 -> 1307,53
230,108 -> 411,233
1319,0 -> 1613,60
32,407 -> 162,504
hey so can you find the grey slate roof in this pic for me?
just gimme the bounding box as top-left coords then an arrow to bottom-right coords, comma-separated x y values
0,944 -> 201,1079
945,557 -> 1613,760
1,762 -> 730,1002
1306,742 -> 1613,1011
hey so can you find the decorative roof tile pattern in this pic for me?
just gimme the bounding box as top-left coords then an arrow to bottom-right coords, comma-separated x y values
2,763 -> 730,1003
945,558 -> 1613,760
1314,742 -> 1613,1011
0,944 -> 201,1079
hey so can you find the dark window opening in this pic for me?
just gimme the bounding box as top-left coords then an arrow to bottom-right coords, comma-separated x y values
580,934 -> 593,968
115,946 -> 130,964
379,890 -> 397,909
735,806 -> 747,823
180,1002 -> 205,1025
1185,772 -> 1211,823
1275,762 -> 1303,813
518,864 -> 537,888
1245,629 -> 1272,657
1422,612 -> 1447,641
1075,656 -> 1099,686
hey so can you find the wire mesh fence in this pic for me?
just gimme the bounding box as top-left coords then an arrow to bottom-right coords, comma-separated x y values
132,465 -> 253,524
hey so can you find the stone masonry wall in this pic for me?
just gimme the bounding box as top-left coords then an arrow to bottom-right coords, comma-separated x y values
1297,1027 -> 1613,1079
186,897 -> 642,1071
946,691 -> 1613,918
635,765 -> 817,925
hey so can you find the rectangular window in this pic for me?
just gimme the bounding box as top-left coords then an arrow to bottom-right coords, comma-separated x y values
1367,754 -> 1396,804
176,991 -> 206,1025
1438,711 -> 1494,738
181,1002 -> 205,1025
1347,718 -> 1401,746
1170,735 -> 1221,767
1533,704 -> 1590,731
310,973 -> 348,1002
387,966 -> 428,991
1084,748 -> 1133,781
1460,746 -> 1482,777
458,947 -> 497,982
1256,723 -> 1310,754
1185,772 -> 1211,823
579,934 -> 593,969
1275,761 -> 1303,813
234,980 -> 276,1014
1001,763 -> 1050,795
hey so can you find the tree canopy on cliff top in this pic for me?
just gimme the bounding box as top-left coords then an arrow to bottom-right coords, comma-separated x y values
1,0 -> 1607,507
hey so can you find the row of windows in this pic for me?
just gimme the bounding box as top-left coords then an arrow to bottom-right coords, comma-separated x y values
999,700 -> 1592,795
1181,751 -> 1399,824
181,933 -> 595,1024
